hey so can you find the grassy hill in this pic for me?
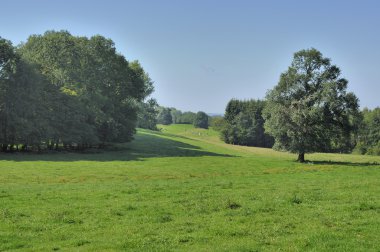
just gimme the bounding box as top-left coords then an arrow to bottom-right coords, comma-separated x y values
1,124 -> 379,251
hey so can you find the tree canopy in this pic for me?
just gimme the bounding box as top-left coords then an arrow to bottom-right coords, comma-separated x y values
137,98 -> 159,131
263,48 -> 360,162
0,31 -> 153,152
222,99 -> 274,148
157,107 -> 173,125
355,107 -> 380,155
193,111 -> 209,129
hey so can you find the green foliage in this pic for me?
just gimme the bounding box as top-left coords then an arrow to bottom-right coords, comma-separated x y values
1,125 -> 379,250
222,99 -> 274,148
0,31 -> 153,151
264,48 -> 360,161
157,107 -> 172,125
177,111 -> 196,124
169,108 -> 196,124
193,111 -> 209,129
170,108 -> 182,124
137,98 -> 159,130
355,107 -> 380,155
0,37 -> 47,151
156,107 -> 199,126
209,116 -> 226,131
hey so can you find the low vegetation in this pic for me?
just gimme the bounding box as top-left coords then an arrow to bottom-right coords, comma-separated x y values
1,124 -> 379,251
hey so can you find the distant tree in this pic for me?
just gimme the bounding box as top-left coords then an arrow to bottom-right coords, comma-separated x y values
178,111 -> 196,124
157,108 -> 172,125
263,48 -> 360,162
210,116 -> 226,131
355,107 -> 380,155
170,108 -> 182,124
222,99 -> 274,147
137,98 -> 159,130
193,111 -> 209,129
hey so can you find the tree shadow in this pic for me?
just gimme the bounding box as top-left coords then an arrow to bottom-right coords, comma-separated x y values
0,131 -> 235,162
307,160 -> 379,167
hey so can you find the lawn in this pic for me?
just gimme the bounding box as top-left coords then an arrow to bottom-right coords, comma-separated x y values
0,124 -> 379,251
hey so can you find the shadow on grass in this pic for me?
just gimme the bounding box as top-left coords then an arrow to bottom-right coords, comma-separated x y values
0,130 -> 235,162
308,160 -> 379,167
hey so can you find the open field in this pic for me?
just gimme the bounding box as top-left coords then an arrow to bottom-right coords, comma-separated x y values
1,124 -> 379,251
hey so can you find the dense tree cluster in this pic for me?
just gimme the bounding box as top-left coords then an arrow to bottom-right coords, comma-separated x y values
154,106 -> 210,129
177,111 -> 197,124
169,108 -> 197,124
137,98 -> 159,130
156,107 -> 199,125
355,107 -> 380,155
0,31 -> 153,152
221,99 -> 274,148
157,107 -> 173,125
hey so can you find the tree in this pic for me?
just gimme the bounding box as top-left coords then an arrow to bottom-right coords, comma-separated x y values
0,38 -> 47,151
263,48 -> 360,162
170,108 -> 182,124
221,99 -> 274,147
355,107 -> 380,155
177,111 -> 196,124
210,116 -> 226,131
157,108 -> 172,125
193,111 -> 209,129
137,98 -> 159,130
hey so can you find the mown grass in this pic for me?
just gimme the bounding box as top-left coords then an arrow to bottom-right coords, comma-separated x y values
0,124 -> 379,251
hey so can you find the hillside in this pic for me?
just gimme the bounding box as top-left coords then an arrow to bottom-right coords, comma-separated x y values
1,124 -> 379,251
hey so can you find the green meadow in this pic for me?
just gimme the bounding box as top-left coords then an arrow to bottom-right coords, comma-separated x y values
1,124 -> 379,251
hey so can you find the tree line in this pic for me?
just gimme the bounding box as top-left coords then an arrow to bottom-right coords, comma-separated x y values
138,106 -> 210,129
2,38 -> 378,159
157,108 -> 200,125
0,31 -> 153,152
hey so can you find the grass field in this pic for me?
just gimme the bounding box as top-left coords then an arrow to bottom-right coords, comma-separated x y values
1,124 -> 379,251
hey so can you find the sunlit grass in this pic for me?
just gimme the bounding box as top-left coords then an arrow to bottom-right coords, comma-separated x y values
1,124 -> 379,251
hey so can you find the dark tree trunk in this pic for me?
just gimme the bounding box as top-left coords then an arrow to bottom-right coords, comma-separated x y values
297,152 -> 305,163
1,144 -> 8,152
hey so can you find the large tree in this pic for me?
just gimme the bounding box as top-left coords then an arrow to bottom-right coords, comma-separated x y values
193,111 -> 209,129
263,48 -> 360,162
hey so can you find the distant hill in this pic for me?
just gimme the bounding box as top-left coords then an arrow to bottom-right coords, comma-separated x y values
207,113 -> 223,117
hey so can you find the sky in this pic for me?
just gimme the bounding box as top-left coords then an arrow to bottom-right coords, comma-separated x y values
1,0 -> 379,113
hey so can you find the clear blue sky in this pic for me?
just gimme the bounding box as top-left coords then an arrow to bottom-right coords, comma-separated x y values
1,0 -> 379,113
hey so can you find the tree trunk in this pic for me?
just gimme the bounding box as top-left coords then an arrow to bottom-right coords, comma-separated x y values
1,144 -> 8,152
297,152 -> 305,163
